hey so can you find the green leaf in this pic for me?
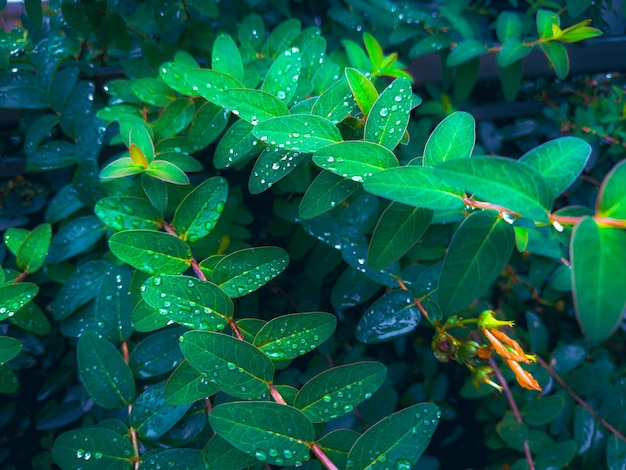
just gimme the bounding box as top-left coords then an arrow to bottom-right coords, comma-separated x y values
341,244 -> 399,287
313,141 -> 399,183
607,435 -> 626,470
216,88 -> 290,125
172,177 -> 228,242
77,330 -> 135,409
497,38 -> 532,68
214,120 -> 263,169
9,301 -> 51,335
0,72 -> 47,108
142,275 -> 233,331
141,173 -> 168,212
0,336 -> 22,365
299,171 -> 360,219
262,46 -> 302,104
253,312 -> 336,360
342,39 -> 371,71
263,18 -> 301,58
131,300 -> 170,333
153,98 -> 196,140
496,412 -> 529,451
0,363 -> 18,394
438,211 -> 515,316
363,166 -> 465,211
316,429 -> 361,470
0,283 -> 38,321
311,76 -> 356,124
139,449 -> 202,470
164,360 -> 220,405
50,260 -> 109,321
356,290 -> 421,343
209,401 -> 314,466
26,141 -> 77,170
499,59 -> 523,102
496,12 -> 523,42
346,403 -> 440,469
435,157 -> 553,222
131,78 -> 175,107
368,203 -> 433,270
146,161 -> 189,185
345,67 -> 378,118
539,42 -> 569,79
294,362 -> 386,422
597,160 -> 626,220
180,331 -> 274,399
212,33 -> 244,81
93,266 -> 133,342
238,13 -> 265,48
4,227 -> 28,256
519,137 -> 591,199
95,197 -> 163,231
446,40 -> 489,67
249,147 -> 308,194
109,230 -> 192,275
536,9 -> 560,39
159,62 -> 244,102
52,428 -> 134,470
211,247 -> 289,298
188,102 -> 230,151
202,434 -> 259,470
100,157 -> 146,180
521,395 -> 566,426
130,381 -> 192,440
16,223 -> 51,273
423,111 -> 475,166
572,218 -> 626,345
254,115 -> 343,153
364,77 -> 412,150
129,327 -> 185,379
24,0 -> 42,29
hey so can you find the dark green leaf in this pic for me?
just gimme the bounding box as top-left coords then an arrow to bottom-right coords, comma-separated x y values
346,403 -> 440,469
607,435 -> 626,470
597,160 -> 626,220
0,336 -> 22,365
153,98 -> 196,140
364,77 -> 412,150
77,330 -> 135,409
8,301 -> 51,334
202,434 -> 258,470
519,137 -> 591,199
499,59 -> 523,102
95,197 -> 163,231
572,218 -> 626,344
316,429 -> 361,470
439,211 -> 515,316
172,177 -> 228,242
423,111 -> 475,166
209,401 -> 314,466
435,157 -> 553,222
0,72 -> 48,108
496,412 -> 529,451
164,360 -> 219,405
142,275 -> 233,331
139,449 -> 201,470
521,395 -> 566,426
0,363 -> 18,393
311,77 -> 356,124
253,312 -> 336,360
368,203 -> 433,270
294,362 -> 386,422
180,331 -> 274,399
93,265 -> 133,341
27,141 -> 76,170
363,166 -> 465,210
249,147 -> 308,194
109,230 -> 192,275
24,0 -> 42,28
130,381 -> 192,440
299,171 -> 360,219
50,260 -> 109,321
47,215 -> 105,264
188,102 -> 230,151
313,141 -> 398,183
131,300 -> 170,333
496,12 -> 523,42
216,88 -> 290,125
131,77 -> 175,107
129,327 -> 185,379
52,428 -> 134,470
0,283 -> 38,321
356,290 -> 421,343
16,223 -> 50,272
446,40 -> 488,67
211,247 -> 289,298
341,244 -> 399,286
254,115 -> 343,153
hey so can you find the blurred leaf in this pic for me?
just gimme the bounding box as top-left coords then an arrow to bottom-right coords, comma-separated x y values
364,77 -> 412,150
368,203 -> 432,270
180,331 -> 274,399
52,428 -> 134,470
346,403 -> 440,469
536,9 -> 560,39
0,336 -> 22,364
77,330 -> 135,409
496,12 -> 523,42
439,211 -> 515,316
311,76 -> 356,124
446,40 -> 488,67
253,312 -> 336,360
496,412 -> 529,451
212,33 -> 244,81
521,395 -> 566,426
499,59 -> 523,102
210,401 -> 313,466
109,230 -> 192,275
597,160 -> 626,220
498,38 -> 532,68
607,435 -> 626,470
423,111 -> 475,166
572,218 -> 626,344
142,275 -> 233,331
435,157 -> 553,222
254,115 -> 343,153
300,171 -> 360,219
0,282 -> 38,321
0,72 -> 48,108
356,290 -> 421,343
0,363 -> 18,393
519,137 -> 591,200
211,247 -> 289,298
172,177 -> 228,242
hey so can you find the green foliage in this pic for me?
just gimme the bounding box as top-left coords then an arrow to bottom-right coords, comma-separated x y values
0,1 -> 623,469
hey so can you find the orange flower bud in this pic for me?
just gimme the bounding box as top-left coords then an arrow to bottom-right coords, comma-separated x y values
505,359 -> 542,392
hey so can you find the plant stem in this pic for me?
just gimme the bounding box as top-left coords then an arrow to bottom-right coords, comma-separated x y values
312,443 -> 339,470
536,355 -> 626,442
488,357 -> 535,470
122,341 -> 140,469
269,384 -> 287,404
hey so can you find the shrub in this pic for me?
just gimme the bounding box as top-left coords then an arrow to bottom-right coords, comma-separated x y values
1,1 -> 625,469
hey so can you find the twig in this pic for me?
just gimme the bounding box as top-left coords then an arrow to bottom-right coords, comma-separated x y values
536,355 -> 626,442
122,341 -> 140,469
488,356 -> 535,470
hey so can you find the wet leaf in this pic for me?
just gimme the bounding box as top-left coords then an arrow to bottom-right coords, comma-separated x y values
312,76 -> 356,124
423,111 -> 475,167
164,360 -> 220,405
356,290 -> 421,343
216,88 -> 290,125
364,77 -> 412,150
300,171 -> 360,219
52,428 -> 134,470
262,46 -> 302,104
129,327 -> 185,379
0,282 -> 38,321
95,197 -> 163,231
253,114 -> 343,153
212,33 -> 244,81
313,141 -> 398,183
16,223 -> 51,273
249,147 -> 308,194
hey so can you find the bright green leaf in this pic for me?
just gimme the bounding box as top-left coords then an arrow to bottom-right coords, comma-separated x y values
311,77 -> 356,124
249,147 -> 308,194
254,115 -> 343,153
262,46 -> 302,104
345,67 -> 378,118
214,120 -> 263,169
423,111 -> 475,166
0,283 -> 38,321
364,77 -> 412,150
212,33 -> 244,81
16,223 -> 51,273
597,160 -> 626,220
146,160 -> 189,185
539,42 -> 569,79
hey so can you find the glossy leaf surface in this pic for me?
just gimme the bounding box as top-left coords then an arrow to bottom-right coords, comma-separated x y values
164,360 -> 220,405
345,67 -> 378,117
300,171 -> 360,219
16,223 -> 51,272
52,428 -> 133,470
0,283 -> 38,321
313,141 -> 398,183
356,290 -> 421,343
216,88 -> 290,124
95,197 -> 163,231
364,77 -> 412,150
597,159 -> 626,220
423,111 -> 475,167
253,115 -> 342,153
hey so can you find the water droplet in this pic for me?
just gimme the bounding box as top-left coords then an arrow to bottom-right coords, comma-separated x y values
255,450 -> 267,461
